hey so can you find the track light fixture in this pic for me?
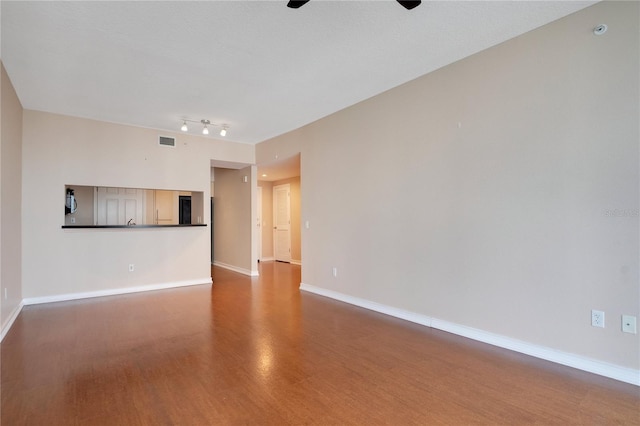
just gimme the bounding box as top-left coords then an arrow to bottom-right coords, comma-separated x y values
179,119 -> 229,137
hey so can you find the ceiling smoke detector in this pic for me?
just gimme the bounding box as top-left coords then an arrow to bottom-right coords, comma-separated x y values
593,24 -> 607,35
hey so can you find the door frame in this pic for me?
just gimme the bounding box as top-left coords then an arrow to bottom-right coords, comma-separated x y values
257,186 -> 263,261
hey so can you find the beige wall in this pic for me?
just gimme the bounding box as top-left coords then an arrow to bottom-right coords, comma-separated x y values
1,63 -> 23,329
256,130 -> 302,168
213,166 -> 255,274
22,110 -> 253,299
257,2 -> 639,369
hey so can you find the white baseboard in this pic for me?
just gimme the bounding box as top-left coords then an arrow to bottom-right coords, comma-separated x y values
213,261 -> 259,277
299,283 -> 640,387
257,258 -> 300,266
23,278 -> 213,306
299,283 -> 431,327
259,258 -> 300,266
429,318 -> 640,387
1,301 -> 24,342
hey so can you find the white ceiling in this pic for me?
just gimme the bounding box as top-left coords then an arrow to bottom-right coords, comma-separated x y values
1,1 -> 595,145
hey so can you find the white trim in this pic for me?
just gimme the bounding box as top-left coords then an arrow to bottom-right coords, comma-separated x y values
257,186 -> 263,262
214,261 -> 259,277
299,283 -> 640,387
23,278 -> 212,306
1,301 -> 24,342
430,318 -> 640,387
259,259 -> 300,266
299,283 -> 431,327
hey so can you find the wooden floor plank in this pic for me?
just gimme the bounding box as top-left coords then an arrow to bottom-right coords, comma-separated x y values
2,262 -> 638,425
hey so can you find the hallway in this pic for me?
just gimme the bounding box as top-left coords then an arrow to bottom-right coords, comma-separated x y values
2,262 -> 638,424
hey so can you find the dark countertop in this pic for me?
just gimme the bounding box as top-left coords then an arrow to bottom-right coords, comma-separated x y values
62,224 -> 207,229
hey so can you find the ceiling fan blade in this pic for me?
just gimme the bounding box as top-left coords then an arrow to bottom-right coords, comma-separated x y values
288,0 -> 420,10
287,0 -> 310,8
397,0 -> 421,10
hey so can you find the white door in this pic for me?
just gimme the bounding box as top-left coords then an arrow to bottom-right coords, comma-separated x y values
273,184 -> 291,262
96,187 -> 144,225
257,186 -> 263,261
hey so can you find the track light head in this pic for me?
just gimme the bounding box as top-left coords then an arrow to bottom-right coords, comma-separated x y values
181,121 -> 188,132
220,125 -> 228,137
201,119 -> 210,135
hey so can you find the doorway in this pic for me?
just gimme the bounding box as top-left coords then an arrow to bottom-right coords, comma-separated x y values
273,183 -> 291,263
256,153 -> 301,266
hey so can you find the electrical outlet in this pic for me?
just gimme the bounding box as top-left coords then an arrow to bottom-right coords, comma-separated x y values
128,264 -> 135,272
591,309 -> 605,328
4,288 -> 7,300
332,267 -> 338,277
70,217 -> 75,224
622,315 -> 637,334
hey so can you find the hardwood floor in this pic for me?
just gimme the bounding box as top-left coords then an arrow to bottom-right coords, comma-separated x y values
2,262 -> 638,425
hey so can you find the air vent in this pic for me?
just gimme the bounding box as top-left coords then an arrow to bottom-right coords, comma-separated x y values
158,136 -> 176,147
